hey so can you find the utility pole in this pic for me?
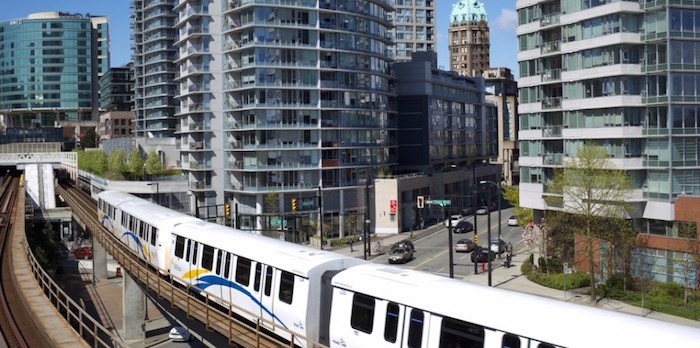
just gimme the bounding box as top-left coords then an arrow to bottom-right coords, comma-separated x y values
447,208 -> 454,278
318,186 -> 323,250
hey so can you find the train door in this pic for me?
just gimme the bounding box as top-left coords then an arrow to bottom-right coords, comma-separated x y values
401,307 -> 429,348
259,265 -> 276,330
381,301 -> 405,348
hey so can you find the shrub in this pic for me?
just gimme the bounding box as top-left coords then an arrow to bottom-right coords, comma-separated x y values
521,257 -> 533,274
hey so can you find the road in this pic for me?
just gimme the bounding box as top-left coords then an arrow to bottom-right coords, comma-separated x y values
374,207 -> 522,278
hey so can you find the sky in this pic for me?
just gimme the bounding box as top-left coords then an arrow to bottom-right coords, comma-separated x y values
6,0 -> 518,74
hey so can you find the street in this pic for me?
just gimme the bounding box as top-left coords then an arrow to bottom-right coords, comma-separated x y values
373,207 -> 522,278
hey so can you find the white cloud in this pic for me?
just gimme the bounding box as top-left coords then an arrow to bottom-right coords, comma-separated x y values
494,9 -> 517,31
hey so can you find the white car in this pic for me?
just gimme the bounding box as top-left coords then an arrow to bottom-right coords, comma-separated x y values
507,215 -> 518,226
444,214 -> 463,227
169,326 -> 191,342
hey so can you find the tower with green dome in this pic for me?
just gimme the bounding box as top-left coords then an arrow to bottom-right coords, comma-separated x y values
448,0 -> 490,77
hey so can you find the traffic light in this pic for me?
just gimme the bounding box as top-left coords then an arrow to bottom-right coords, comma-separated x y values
224,201 -> 231,218
473,233 -> 479,245
417,196 -> 424,209
291,198 -> 297,212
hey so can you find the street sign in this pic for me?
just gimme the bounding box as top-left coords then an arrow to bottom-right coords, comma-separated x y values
270,218 -> 283,227
389,199 -> 397,215
300,197 -> 317,209
431,199 -> 452,207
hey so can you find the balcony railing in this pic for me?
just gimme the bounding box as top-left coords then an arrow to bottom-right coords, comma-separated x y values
540,13 -> 560,27
541,68 -> 561,82
541,97 -> 562,110
543,153 -> 564,165
540,41 -> 560,55
190,141 -> 204,150
542,126 -> 562,137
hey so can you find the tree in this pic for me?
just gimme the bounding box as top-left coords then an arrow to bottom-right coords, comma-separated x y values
107,149 -> 128,180
502,186 -> 533,227
144,149 -> 164,178
128,149 -> 145,180
551,143 -> 632,301
677,221 -> 699,305
81,127 -> 98,148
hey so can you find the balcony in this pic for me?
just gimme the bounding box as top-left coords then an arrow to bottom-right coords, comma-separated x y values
190,141 -> 204,150
541,97 -> 562,110
541,68 -> 561,82
543,153 -> 564,165
542,126 -> 562,138
540,41 -> 560,55
540,13 -> 560,27
189,181 -> 210,190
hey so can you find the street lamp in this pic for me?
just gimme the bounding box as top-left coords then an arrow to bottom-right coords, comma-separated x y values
315,186 -> 324,250
480,180 -> 501,287
147,182 -> 159,205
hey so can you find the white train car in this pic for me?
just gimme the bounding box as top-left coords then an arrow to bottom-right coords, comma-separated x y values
97,190 -> 199,274
168,221 -> 366,347
329,263 -> 700,348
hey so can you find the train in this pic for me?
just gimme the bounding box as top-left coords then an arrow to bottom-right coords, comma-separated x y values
97,190 -> 700,348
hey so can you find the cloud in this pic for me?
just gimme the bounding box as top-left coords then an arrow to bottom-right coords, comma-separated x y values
494,9 -> 517,31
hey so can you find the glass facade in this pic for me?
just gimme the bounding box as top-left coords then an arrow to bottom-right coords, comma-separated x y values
390,0 -> 435,62
0,13 -> 108,127
131,0 -> 179,138
517,0 -> 700,285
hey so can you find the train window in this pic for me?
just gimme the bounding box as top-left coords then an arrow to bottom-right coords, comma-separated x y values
384,302 -> 399,343
174,236 -> 185,258
192,242 -> 199,264
139,221 -> 145,238
151,228 -> 157,246
235,257 -> 251,286
438,317 -> 484,348
502,333 -> 521,348
201,245 -> 214,271
264,266 -> 273,296
538,344 -> 555,348
407,309 -> 424,348
185,239 -> 192,261
224,253 -> 232,279
279,271 -> 294,304
254,263 -> 262,291
215,250 -> 223,275
350,293 -> 375,334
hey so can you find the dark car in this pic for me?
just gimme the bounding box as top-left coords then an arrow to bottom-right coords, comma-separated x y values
470,247 -> 496,263
453,220 -> 474,233
71,246 -> 92,260
454,239 -> 476,252
391,239 -> 415,252
388,247 -> 414,264
460,207 -> 474,217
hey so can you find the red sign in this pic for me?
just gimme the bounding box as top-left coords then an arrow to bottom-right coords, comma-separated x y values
389,199 -> 397,215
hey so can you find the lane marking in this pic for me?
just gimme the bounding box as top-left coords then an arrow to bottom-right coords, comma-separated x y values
411,248 -> 448,270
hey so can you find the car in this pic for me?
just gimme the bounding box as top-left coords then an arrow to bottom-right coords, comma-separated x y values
460,207 -> 474,217
391,239 -> 415,252
70,246 -> 92,260
388,247 -> 413,264
507,215 -> 518,226
454,239 -> 476,252
169,326 -> 191,342
444,214 -> 463,227
453,220 -> 474,233
476,206 -> 489,215
490,239 -> 506,254
470,247 -> 496,262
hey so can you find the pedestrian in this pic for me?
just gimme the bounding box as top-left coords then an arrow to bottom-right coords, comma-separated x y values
420,217 -> 425,230
349,239 -> 354,252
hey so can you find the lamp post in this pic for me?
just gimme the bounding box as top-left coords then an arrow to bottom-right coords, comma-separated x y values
147,182 -> 159,205
317,186 -> 324,250
446,207 -> 454,278
481,180 -> 502,257
480,180 -> 501,288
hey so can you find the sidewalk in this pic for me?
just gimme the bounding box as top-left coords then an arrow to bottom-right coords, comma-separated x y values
323,228 -> 700,329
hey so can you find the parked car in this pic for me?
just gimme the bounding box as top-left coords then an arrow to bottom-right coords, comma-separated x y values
454,239 -> 476,252
470,247 -> 496,262
169,326 -> 191,342
391,239 -> 415,252
490,239 -> 506,254
453,220 -> 474,233
388,247 -> 414,264
71,246 -> 92,260
507,215 -> 518,226
444,214 -> 463,227
476,206 -> 489,215
460,207 -> 474,217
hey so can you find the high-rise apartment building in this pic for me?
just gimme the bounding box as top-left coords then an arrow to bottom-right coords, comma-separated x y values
130,0 -> 178,139
484,67 -> 519,186
517,0 -> 700,284
175,0 -> 397,230
99,64 -> 135,112
448,0 -> 489,77
0,12 -> 108,128
390,0 -> 435,62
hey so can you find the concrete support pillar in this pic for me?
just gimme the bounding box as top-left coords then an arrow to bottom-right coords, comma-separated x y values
123,271 -> 146,341
92,238 -> 108,280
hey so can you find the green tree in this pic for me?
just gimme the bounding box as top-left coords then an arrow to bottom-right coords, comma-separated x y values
502,186 -> 533,227
128,149 -> 145,180
551,143 -> 632,301
144,149 -> 164,178
107,149 -> 128,180
81,127 -> 98,148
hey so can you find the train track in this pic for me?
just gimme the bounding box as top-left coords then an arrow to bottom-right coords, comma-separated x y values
0,175 -> 48,347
